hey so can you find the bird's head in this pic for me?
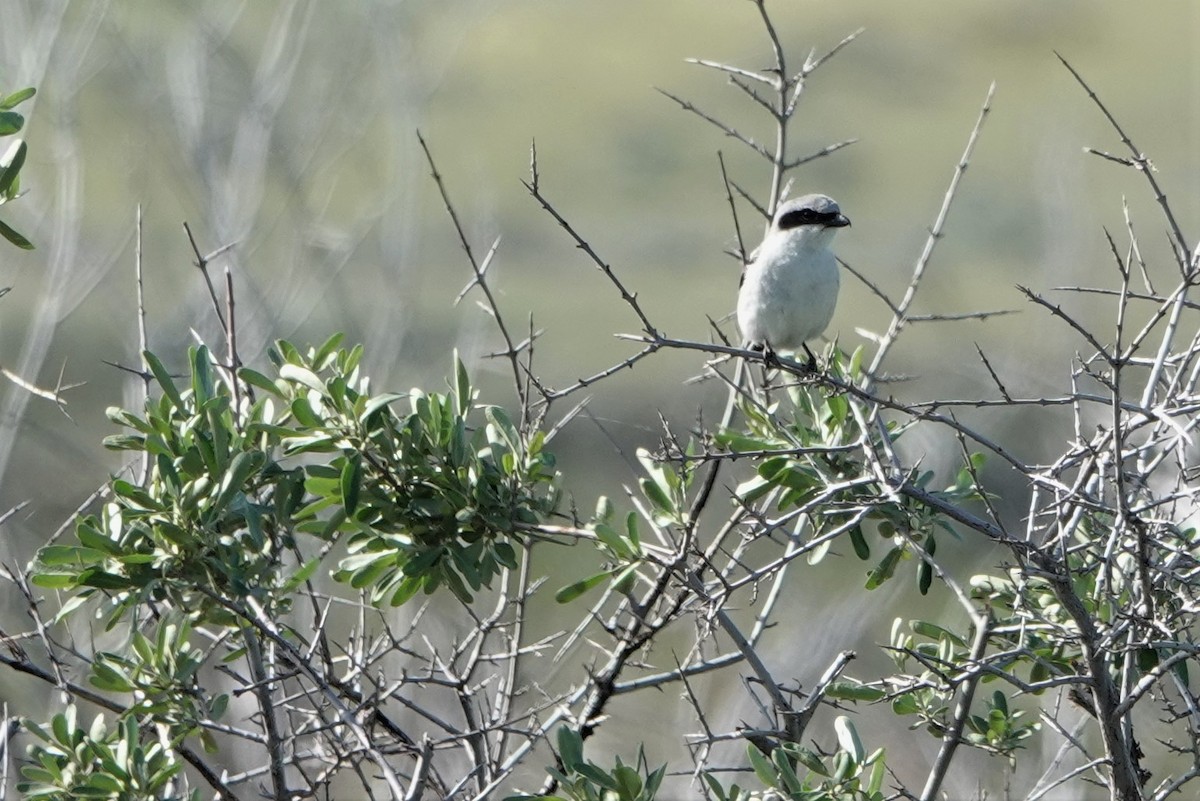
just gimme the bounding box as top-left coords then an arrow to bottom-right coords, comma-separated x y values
772,194 -> 851,248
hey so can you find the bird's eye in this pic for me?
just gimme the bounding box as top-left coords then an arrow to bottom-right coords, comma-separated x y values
777,208 -> 818,230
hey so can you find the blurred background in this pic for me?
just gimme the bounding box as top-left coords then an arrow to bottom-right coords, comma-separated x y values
0,1 -> 1197,796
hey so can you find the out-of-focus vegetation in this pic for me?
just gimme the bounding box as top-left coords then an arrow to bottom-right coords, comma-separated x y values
1,2 -> 1197,523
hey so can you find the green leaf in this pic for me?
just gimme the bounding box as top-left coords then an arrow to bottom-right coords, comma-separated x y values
50,710 -> 71,744
90,661 -> 135,693
594,495 -> 614,523
0,111 -> 24,135
645,764 -> 666,799
791,744 -> 827,776
191,345 -> 215,405
80,773 -> 124,795
624,511 -> 641,554
911,620 -> 968,648
917,558 -> 933,595
101,433 -> 143,451
639,476 -> 674,517
340,454 -> 362,516
746,742 -> 777,787
344,555 -> 394,590
867,754 -> 886,795
834,715 -> 865,764
212,451 -> 263,513
556,726 -> 584,770
38,544 -> 105,566
0,217 -> 33,249
279,363 -> 327,395
849,344 -> 865,376
280,558 -> 320,592
573,763 -> 618,790
593,523 -> 632,560
612,763 -> 643,797
849,525 -> 870,560
112,479 -> 157,509
388,576 -> 422,607
107,405 -> 156,433
29,571 -> 78,589
289,397 -> 323,427
864,546 -> 903,589
360,392 -> 405,423
238,367 -> 284,397
771,748 -> 803,793
823,392 -> 849,426
245,422 -> 297,441
74,524 -> 121,555
494,541 -> 518,569
454,351 -> 472,415
403,546 -> 445,578
77,569 -> 134,590
144,351 -> 184,409
633,443 -> 681,513
313,331 -> 345,368
703,774 -> 728,801
0,139 -> 26,196
714,431 -> 772,452
733,474 -> 774,505
0,87 -> 35,109
991,689 -> 1008,716
554,570 -> 612,603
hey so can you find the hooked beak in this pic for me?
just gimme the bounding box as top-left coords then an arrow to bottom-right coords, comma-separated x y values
826,213 -> 851,228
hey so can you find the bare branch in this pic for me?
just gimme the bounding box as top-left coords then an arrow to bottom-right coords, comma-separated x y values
865,82 -> 997,386
1057,52 -> 1192,274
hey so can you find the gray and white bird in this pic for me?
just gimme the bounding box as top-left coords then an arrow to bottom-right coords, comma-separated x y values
736,194 -> 850,367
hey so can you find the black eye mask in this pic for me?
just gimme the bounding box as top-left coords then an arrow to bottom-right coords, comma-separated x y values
776,207 -> 847,230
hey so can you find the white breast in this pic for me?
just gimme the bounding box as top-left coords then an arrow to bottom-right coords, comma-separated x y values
736,228 -> 841,352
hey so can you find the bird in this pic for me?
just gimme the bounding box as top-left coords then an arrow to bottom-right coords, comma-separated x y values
736,193 -> 850,368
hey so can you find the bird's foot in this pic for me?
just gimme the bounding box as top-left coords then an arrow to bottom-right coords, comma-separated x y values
802,344 -> 819,372
763,345 -> 783,371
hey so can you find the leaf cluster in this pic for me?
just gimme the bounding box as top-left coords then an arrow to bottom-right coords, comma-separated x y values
19,704 -> 196,801
32,337 -> 559,621
506,727 -> 666,801
0,85 -> 35,249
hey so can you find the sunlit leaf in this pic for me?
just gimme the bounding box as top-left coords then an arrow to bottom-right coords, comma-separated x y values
0,87 -> 35,109
834,716 -> 865,763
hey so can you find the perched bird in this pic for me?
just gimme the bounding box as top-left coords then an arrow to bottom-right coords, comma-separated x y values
736,194 -> 850,367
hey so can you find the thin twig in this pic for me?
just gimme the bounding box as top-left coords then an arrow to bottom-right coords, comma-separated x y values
135,204 -> 150,484
523,157 -> 658,338
1057,53 -> 1191,274
865,82 -> 996,388
417,131 -> 529,417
